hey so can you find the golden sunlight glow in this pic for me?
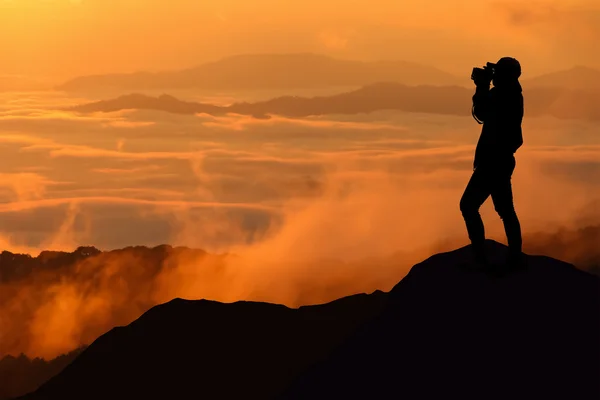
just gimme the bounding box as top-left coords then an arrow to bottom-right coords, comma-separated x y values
0,0 -> 599,362
0,0 -> 598,81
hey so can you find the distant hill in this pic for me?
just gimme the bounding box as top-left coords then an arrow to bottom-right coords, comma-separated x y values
0,348 -> 85,400
15,240 -> 600,400
68,82 -> 600,121
56,53 -> 464,93
68,93 -> 225,115
0,244 -> 220,362
521,66 -> 600,91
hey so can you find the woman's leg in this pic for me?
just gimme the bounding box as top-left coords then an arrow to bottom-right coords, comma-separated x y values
460,168 -> 492,261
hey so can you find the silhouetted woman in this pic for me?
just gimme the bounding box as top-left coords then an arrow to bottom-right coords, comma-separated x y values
460,57 -> 524,266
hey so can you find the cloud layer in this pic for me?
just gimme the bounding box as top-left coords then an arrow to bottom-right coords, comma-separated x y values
0,90 -> 598,359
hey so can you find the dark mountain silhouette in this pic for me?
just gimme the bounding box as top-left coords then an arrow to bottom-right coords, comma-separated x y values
0,348 -> 85,400
282,241 -> 600,400
56,53 -> 463,93
521,66 -> 600,91
14,240 -> 600,400
69,82 -> 600,121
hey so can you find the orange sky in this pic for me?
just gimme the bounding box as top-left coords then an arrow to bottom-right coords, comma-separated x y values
1,0 -> 599,81
1,0 -> 600,362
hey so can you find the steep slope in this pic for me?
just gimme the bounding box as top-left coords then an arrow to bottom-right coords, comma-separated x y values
56,53 -> 463,93
16,240 -> 599,400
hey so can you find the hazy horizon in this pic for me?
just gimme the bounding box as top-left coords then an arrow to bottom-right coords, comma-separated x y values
2,51 -> 600,92
2,0 -> 600,83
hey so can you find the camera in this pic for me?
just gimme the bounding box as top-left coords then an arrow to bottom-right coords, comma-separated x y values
471,62 -> 496,84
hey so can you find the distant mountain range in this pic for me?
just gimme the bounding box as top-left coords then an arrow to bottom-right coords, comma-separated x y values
68,82 -> 600,121
55,54 -> 600,94
15,240 -> 600,400
56,53 -> 465,93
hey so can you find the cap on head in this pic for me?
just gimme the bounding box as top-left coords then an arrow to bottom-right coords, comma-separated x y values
495,57 -> 521,79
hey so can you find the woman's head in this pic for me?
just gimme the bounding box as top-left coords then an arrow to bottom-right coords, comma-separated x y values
493,57 -> 521,87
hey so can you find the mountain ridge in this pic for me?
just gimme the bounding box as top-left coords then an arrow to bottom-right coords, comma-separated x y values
56,53 -> 464,93
67,82 -> 600,121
